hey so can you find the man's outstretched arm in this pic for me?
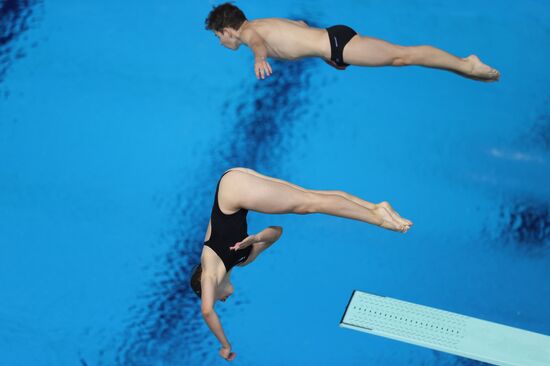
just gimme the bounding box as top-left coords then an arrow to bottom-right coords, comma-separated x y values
240,28 -> 272,79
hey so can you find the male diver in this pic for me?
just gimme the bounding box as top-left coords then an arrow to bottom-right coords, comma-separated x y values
205,3 -> 500,81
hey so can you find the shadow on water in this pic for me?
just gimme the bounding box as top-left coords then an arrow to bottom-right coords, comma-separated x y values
423,352 -> 491,366
107,49 -> 323,365
481,99 -> 550,255
0,0 -> 42,90
495,200 -> 549,251
531,101 -> 550,151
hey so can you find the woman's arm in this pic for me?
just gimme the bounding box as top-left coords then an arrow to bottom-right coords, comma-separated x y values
230,226 -> 282,251
201,273 -> 236,360
256,225 -> 283,244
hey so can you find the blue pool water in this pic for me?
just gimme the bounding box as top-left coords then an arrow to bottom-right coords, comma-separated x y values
1,1 -> 549,365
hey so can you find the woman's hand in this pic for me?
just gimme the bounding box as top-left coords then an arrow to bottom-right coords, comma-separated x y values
219,345 -> 236,361
230,234 -> 258,251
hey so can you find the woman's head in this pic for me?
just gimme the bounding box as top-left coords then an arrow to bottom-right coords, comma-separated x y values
190,264 -> 203,297
190,263 -> 235,302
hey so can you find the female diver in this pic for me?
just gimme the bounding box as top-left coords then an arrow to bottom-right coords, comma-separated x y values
190,167 -> 412,361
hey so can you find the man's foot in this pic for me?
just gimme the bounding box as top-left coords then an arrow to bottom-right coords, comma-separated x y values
374,203 -> 412,233
462,55 -> 500,82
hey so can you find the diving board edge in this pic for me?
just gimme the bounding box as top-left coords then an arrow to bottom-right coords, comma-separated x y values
339,290 -> 550,366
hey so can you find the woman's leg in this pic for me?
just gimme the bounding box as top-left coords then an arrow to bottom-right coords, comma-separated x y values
219,169 -> 411,232
228,167 -> 412,227
342,35 -> 499,81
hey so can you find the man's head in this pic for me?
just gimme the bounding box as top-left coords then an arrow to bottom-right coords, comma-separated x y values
190,264 -> 235,302
205,3 -> 247,50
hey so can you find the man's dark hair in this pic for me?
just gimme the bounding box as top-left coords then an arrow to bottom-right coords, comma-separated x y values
190,264 -> 202,298
205,3 -> 247,32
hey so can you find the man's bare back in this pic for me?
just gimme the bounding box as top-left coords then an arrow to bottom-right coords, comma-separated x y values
205,3 -> 499,81
240,18 -> 329,60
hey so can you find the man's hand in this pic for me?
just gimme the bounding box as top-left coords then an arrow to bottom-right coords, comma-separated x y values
254,57 -> 272,79
219,345 -> 236,361
230,234 -> 258,251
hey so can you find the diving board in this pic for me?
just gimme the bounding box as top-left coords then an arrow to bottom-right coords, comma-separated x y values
339,290 -> 550,366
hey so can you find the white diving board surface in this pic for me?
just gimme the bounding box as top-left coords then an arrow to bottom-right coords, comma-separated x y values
339,290 -> 550,366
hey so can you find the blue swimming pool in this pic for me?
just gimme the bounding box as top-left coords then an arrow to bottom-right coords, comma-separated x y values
1,0 -> 549,365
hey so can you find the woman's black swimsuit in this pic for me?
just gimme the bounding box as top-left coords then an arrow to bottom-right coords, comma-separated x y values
326,25 -> 357,67
204,172 -> 253,272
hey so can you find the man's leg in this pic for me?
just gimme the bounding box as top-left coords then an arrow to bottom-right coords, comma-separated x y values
342,35 -> 499,81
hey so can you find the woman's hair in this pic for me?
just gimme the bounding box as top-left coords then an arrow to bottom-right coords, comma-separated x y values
190,264 -> 202,298
205,3 -> 247,32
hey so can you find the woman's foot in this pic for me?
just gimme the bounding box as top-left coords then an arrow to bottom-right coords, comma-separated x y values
374,203 -> 412,233
462,55 -> 500,82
